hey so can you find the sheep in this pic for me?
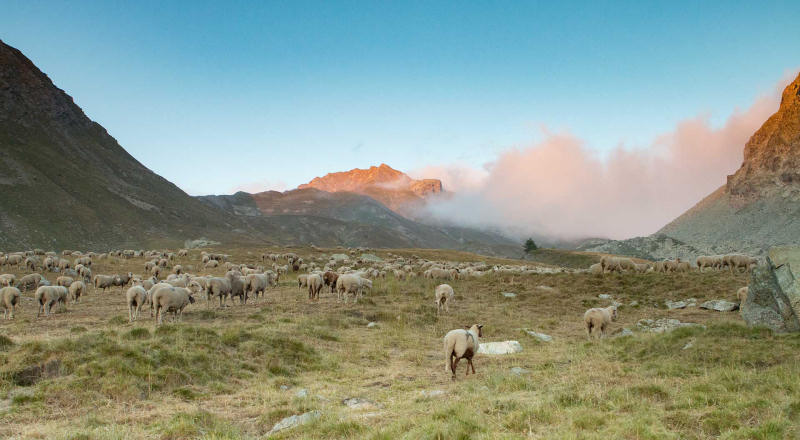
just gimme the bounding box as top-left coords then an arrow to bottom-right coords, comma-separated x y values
583,305 -> 618,339
244,273 -> 269,301
178,249 -> 189,257
737,286 -> 749,305
589,263 -> 603,275
336,274 -> 370,303
727,254 -> 758,273
35,285 -> 69,317
204,260 -> 219,269
696,255 -> 723,272
57,258 -> 71,271
77,265 -> 92,282
17,273 -> 45,291
93,274 -> 120,293
443,324 -> 483,379
298,274 -> 309,289
205,277 -> 232,307
133,276 -> 158,291
307,273 -> 323,300
435,284 -> 455,314
1,286 -> 21,319
634,263 -> 651,273
151,265 -> 163,279
68,280 -> 86,303
126,285 -> 151,321
323,271 -> 339,293
56,276 -> 74,287
151,285 -> 195,325
227,273 -> 247,304
0,274 -> 17,287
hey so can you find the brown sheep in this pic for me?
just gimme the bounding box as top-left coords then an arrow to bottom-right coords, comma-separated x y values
443,324 -> 483,379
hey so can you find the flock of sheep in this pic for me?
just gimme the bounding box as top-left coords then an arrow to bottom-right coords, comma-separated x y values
0,246 -> 756,380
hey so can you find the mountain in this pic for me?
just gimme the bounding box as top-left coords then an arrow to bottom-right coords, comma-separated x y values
580,72 -> 800,259
0,40 -> 260,250
198,188 -> 521,256
297,164 -> 443,216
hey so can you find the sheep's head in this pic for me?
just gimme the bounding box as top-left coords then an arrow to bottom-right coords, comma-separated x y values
609,306 -> 619,321
188,294 -> 196,304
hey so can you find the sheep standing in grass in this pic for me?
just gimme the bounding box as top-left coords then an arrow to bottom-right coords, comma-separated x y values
17,273 -> 44,291
737,286 -> 749,305
435,284 -> 455,314
307,273 -> 323,300
0,274 -> 16,287
323,271 -> 339,293
151,285 -> 195,325
56,276 -> 74,287
68,281 -> 86,303
298,274 -> 309,289
35,285 -> 68,317
583,305 -> 618,339
336,274 -> 370,303
93,274 -> 119,293
205,277 -> 232,307
1,286 -> 20,319
244,273 -> 269,301
443,324 -> 483,379
126,285 -> 151,321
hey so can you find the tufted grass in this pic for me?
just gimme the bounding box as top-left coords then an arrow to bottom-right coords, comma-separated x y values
1,246 -> 798,439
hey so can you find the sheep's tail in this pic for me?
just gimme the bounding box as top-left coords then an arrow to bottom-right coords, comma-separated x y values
444,337 -> 452,372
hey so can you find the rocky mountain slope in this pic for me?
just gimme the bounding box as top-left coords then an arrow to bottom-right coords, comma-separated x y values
298,164 -> 443,216
0,40 -> 255,250
198,188 -> 521,256
581,72 -> 800,259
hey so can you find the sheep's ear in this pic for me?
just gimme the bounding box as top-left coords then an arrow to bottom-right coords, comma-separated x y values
478,324 -> 483,329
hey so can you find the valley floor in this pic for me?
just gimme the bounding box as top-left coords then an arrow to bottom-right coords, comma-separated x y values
1,248 -> 798,439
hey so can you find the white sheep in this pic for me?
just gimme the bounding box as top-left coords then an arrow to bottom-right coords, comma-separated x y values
435,284 -> 455,314
35,285 -> 69,317
307,273 -> 323,300
583,305 -> 618,339
737,286 -> 749,305
126,285 -> 150,321
151,285 -> 195,325
93,274 -> 120,293
1,286 -> 21,319
68,280 -> 86,303
443,324 -> 483,379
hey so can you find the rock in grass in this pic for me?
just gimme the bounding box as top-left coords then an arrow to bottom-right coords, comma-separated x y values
510,367 -> 530,375
524,330 -> 553,342
342,397 -> 380,410
700,300 -> 739,312
613,328 -> 634,338
636,318 -> 703,333
665,300 -> 688,310
366,322 -> 378,328
478,341 -> 523,354
598,294 -> 612,299
419,389 -> 445,398
740,260 -> 800,332
295,388 -> 308,398
268,411 -> 320,435
501,292 -> 517,298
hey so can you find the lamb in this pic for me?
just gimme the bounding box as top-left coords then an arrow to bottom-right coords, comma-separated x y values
298,274 -> 309,289
737,286 -> 749,305
583,305 -> 618,339
68,280 -> 86,303
435,284 -> 455,314
1,286 -> 20,319
151,285 -> 195,325
93,274 -> 120,293
126,285 -> 151,321
443,324 -> 483,379
35,285 -> 69,317
307,273 -> 323,300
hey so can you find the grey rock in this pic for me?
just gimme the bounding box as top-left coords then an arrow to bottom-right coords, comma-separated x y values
524,330 -> 553,342
665,300 -> 688,310
360,253 -> 383,263
419,389 -> 446,398
295,388 -> 308,398
268,411 -> 320,435
343,397 -> 380,410
598,294 -> 612,299
682,341 -> 694,350
501,292 -> 517,298
740,259 -> 800,332
613,328 -> 634,338
366,322 -> 378,328
700,300 -> 739,312
636,318 -> 703,333
629,301 -> 639,307
510,367 -> 531,375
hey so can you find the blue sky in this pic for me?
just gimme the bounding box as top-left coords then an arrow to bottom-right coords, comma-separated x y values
2,0 -> 798,195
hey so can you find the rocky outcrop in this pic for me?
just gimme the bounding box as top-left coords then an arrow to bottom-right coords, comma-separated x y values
740,258 -> 800,333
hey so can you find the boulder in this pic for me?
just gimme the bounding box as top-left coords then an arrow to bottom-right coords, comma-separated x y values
740,258 -> 800,333
700,300 -> 739,312
359,253 -> 383,263
342,397 -> 380,411
598,294 -> 612,299
510,367 -> 531,375
268,411 -> 320,435
665,300 -> 688,310
477,341 -> 523,354
636,318 -> 703,333
523,330 -> 553,342
501,292 -> 517,298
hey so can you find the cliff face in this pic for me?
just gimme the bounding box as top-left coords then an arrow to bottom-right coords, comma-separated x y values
297,163 -> 443,215
654,73 -> 800,256
0,40 -> 251,250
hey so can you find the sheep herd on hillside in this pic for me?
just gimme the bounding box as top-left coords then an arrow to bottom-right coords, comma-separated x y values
0,247 -> 756,379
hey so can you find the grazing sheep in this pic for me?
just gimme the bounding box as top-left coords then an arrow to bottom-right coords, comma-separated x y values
93,274 -> 120,293
589,263 -> 603,275
323,271 -> 339,293
443,324 -> 483,379
173,264 -> 183,275
68,281 -> 86,303
737,286 -> 749,305
583,305 -> 618,339
435,284 -> 455,314
696,255 -> 723,272
298,274 -> 309,289
17,273 -> 45,291
244,273 -> 269,301
727,254 -> 758,273
126,285 -> 150,321
336,274 -> 370,303
56,276 -> 74,287
227,274 -> 247,304
151,285 -> 195,325
307,273 -> 323,300
1,286 -> 21,319
35,285 -> 69,317
634,263 -> 651,273
0,274 -> 16,287
205,277 -> 232,307
204,260 -> 219,269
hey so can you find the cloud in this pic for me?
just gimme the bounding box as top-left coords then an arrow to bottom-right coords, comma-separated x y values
421,83 -> 786,241
229,179 -> 288,194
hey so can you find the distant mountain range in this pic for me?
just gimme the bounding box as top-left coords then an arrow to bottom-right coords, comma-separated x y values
0,40 -> 518,255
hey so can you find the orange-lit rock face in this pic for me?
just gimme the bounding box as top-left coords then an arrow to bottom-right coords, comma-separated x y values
298,164 -> 443,215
